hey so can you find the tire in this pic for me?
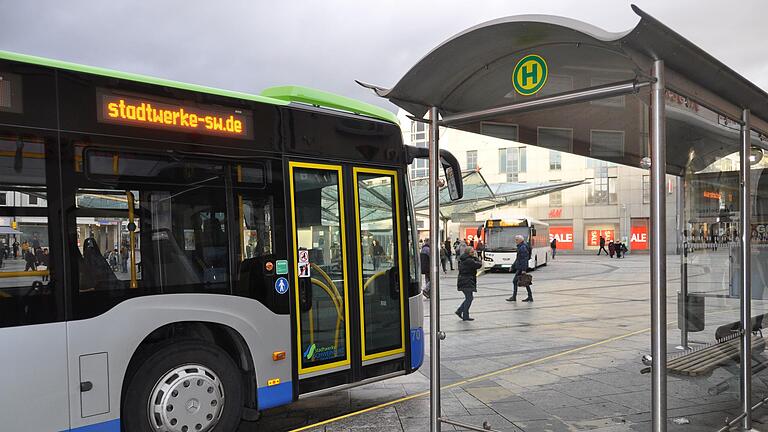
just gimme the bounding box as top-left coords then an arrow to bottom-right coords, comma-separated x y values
122,340 -> 244,432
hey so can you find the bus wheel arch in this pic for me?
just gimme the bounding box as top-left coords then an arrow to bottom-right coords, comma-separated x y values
121,321 -> 259,424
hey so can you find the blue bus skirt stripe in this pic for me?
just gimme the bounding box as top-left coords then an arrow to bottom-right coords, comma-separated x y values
257,381 -> 293,410
66,419 -> 120,432
410,327 -> 424,370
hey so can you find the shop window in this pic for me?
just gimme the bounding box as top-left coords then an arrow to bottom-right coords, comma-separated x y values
642,175 -> 650,204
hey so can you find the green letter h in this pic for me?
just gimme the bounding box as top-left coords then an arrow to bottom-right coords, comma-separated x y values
521,63 -> 538,87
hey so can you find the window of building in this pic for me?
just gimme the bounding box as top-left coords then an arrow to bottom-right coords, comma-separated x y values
500,147 -> 526,180
28,194 -> 38,205
538,127 -> 572,153
549,190 -> 562,206
642,175 -> 650,204
590,130 -> 625,159
507,172 -> 518,182
409,121 -> 429,179
467,150 -> 478,170
0,192 -> 5,205
481,122 -> 518,141
549,151 -> 561,170
586,177 -> 618,205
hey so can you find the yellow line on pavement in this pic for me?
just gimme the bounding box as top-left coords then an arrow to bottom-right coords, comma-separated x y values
288,326 -> 650,431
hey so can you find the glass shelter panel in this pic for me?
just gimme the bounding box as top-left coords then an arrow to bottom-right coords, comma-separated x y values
667,91 -> 743,426
290,163 -> 350,373
750,129 -> 768,412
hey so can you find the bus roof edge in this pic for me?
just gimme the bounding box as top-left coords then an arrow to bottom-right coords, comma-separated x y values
0,49 -> 290,106
261,85 -> 399,125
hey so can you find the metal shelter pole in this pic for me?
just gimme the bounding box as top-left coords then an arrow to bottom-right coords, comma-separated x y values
650,59 -> 668,432
740,108 -> 753,430
428,106 -> 442,432
677,177 -> 689,351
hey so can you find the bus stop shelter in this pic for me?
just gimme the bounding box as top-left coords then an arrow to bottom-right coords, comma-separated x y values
364,5 -> 768,432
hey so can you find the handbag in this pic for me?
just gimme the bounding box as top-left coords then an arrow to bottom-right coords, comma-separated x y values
517,273 -> 533,287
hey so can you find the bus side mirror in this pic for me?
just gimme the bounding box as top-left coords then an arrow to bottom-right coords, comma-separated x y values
439,149 -> 463,201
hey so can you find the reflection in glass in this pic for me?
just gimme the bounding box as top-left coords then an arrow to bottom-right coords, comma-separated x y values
356,172 -> 402,357
0,134 -> 55,328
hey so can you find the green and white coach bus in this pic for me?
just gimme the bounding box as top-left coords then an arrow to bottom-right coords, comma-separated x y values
0,50 -> 461,432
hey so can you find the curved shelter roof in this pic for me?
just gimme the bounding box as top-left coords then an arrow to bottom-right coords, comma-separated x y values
374,5 -> 768,126
366,5 -> 768,176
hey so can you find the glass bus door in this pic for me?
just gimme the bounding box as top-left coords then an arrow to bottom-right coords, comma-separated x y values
352,168 -> 405,364
289,162 -> 352,376
288,162 -> 407,382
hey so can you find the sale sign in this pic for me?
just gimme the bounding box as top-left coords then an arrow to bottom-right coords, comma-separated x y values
549,226 -> 574,250
630,225 -> 649,250
586,229 -> 615,246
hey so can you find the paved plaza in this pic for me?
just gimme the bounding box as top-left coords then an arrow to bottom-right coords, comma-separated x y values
246,251 -> 768,431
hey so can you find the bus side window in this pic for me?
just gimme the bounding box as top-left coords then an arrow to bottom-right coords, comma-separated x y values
0,133 -> 60,328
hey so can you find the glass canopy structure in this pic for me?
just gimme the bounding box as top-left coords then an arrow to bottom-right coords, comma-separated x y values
364,5 -> 768,432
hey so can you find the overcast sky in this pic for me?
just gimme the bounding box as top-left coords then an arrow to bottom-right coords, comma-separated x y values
1,0 -> 766,111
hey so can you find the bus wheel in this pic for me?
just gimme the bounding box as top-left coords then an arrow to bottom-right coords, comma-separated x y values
122,340 -> 244,432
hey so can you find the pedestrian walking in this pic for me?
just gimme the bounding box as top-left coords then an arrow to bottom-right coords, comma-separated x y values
614,241 -> 622,258
550,237 -> 557,260
439,244 -> 448,274
444,238 -> 454,270
455,247 -> 482,321
12,240 -> 19,259
371,239 -> 385,270
420,239 -> 431,298
608,240 -> 615,258
597,236 -> 608,256
24,248 -> 36,271
40,248 -> 50,281
458,238 -> 469,257
620,242 -> 628,257
507,235 -> 533,302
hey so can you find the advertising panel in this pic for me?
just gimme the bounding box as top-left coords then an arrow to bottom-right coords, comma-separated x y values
548,226 -> 574,250
630,225 -> 649,250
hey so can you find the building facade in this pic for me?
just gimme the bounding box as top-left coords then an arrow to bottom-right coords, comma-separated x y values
400,110 -> 680,254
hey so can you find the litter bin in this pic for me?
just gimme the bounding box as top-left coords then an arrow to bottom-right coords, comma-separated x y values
678,292 -> 705,332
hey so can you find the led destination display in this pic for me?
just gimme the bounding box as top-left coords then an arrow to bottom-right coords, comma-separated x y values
97,92 -> 253,139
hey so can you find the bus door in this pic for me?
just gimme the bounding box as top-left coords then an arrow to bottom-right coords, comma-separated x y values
287,161 -> 407,385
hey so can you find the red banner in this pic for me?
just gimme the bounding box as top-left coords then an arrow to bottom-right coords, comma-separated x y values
548,226 -> 574,250
630,225 -> 649,250
586,229 -> 615,246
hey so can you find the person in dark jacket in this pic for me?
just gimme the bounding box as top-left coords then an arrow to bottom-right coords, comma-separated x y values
550,238 -> 557,260
444,239 -> 454,270
597,236 -> 608,255
507,235 -> 532,302
420,239 -> 431,298
455,247 -> 482,321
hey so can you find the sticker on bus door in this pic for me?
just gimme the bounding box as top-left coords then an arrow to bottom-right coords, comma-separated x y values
298,250 -> 311,278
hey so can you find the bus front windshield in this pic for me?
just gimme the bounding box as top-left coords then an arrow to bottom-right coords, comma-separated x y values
484,226 -> 529,252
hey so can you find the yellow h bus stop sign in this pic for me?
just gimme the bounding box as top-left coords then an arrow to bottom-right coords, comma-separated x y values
512,54 -> 548,96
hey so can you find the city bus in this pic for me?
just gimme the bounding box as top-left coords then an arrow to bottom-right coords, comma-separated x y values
477,218 -> 550,272
0,50 -> 461,432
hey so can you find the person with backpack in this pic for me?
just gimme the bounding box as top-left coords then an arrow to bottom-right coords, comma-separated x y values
455,247 -> 482,321
550,237 -> 557,260
420,239 -> 431,298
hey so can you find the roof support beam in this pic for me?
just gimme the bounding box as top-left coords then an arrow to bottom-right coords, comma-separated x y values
439,79 -> 653,127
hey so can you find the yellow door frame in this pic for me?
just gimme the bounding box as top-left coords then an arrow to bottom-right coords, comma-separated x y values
352,167 -> 406,362
289,161 -> 352,375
